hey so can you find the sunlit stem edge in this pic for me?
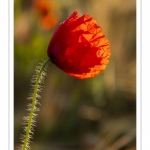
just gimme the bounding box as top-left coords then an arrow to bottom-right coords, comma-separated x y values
22,58 -> 50,150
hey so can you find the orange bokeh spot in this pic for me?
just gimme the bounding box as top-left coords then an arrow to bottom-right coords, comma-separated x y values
33,0 -> 58,30
39,13 -> 58,30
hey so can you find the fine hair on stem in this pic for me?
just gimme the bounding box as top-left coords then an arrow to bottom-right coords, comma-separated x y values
18,58 -> 50,150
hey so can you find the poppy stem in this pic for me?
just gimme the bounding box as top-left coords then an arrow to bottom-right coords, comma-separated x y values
19,58 -> 50,150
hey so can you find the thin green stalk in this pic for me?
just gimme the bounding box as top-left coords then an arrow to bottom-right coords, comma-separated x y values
19,58 -> 50,150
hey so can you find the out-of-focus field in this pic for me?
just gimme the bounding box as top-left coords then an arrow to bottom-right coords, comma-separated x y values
14,0 -> 136,149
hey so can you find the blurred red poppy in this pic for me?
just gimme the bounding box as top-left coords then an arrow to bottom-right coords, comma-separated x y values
39,13 -> 58,30
33,0 -> 51,15
33,0 -> 58,30
47,11 -> 111,79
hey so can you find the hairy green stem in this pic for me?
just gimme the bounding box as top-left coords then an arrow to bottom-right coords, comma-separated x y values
21,58 -> 50,150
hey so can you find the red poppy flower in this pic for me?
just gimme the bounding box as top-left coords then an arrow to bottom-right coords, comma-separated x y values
47,10 -> 111,79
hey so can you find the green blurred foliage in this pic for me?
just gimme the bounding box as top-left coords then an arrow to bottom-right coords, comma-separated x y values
14,0 -> 136,150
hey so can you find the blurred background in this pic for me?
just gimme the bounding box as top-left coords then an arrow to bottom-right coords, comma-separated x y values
14,0 -> 136,150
